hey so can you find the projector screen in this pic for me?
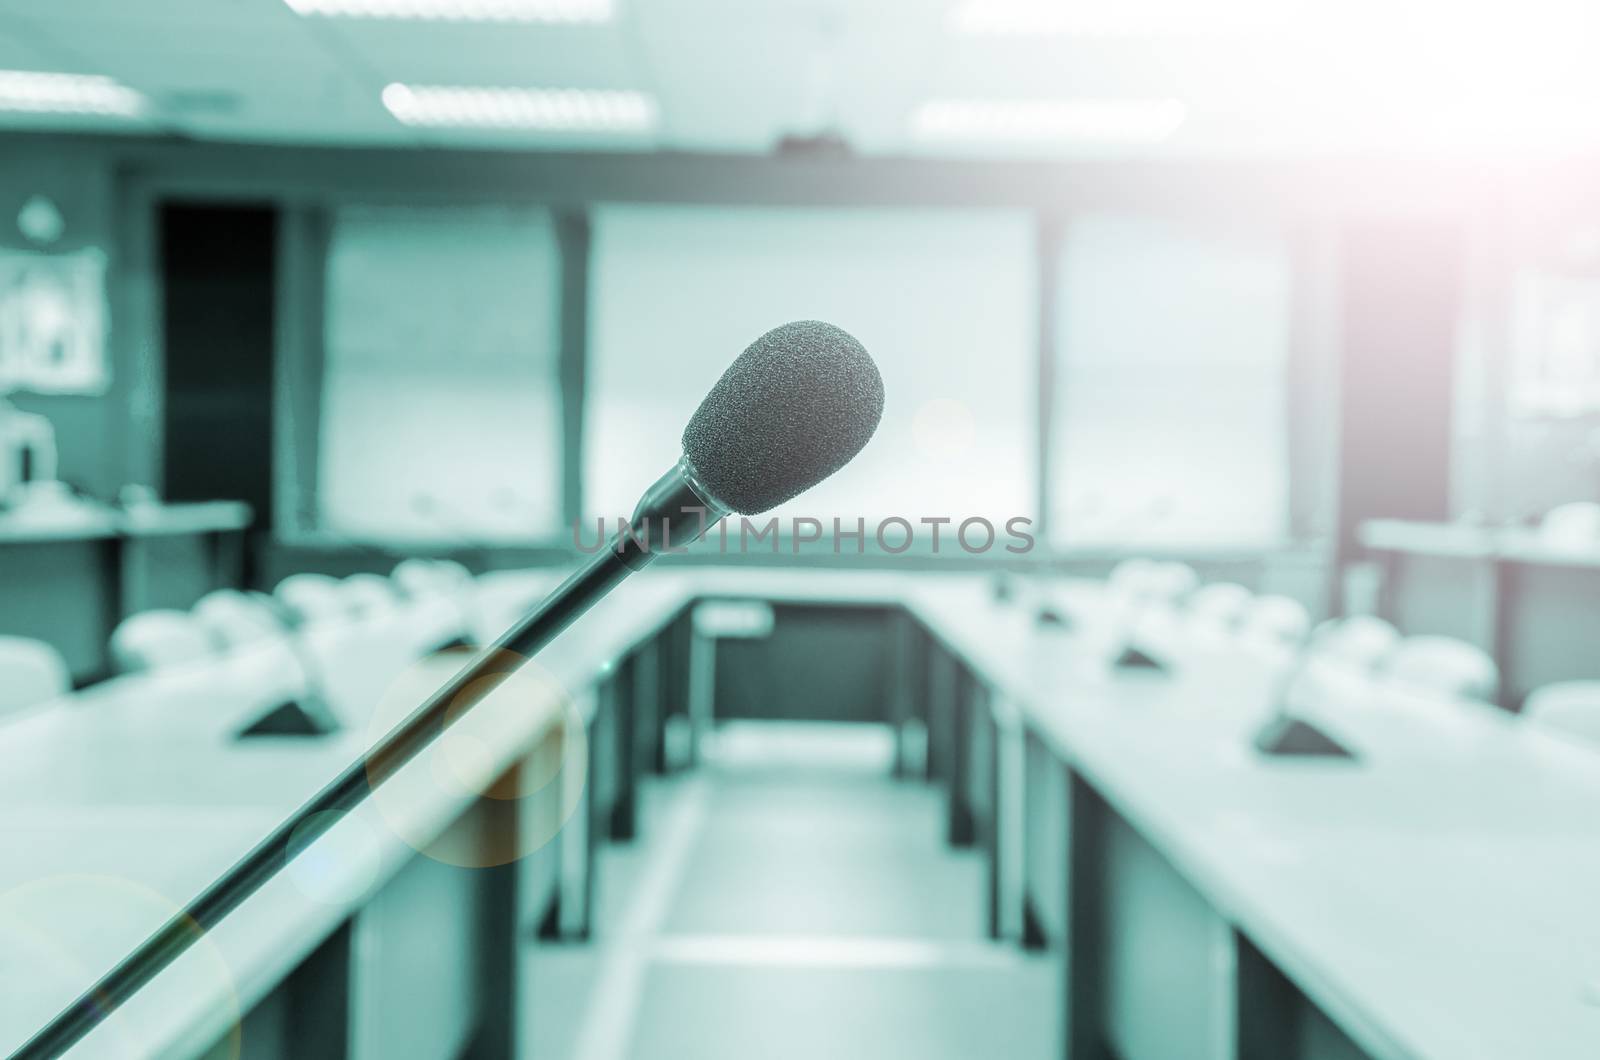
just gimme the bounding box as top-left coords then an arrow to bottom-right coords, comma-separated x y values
585,205 -> 1038,540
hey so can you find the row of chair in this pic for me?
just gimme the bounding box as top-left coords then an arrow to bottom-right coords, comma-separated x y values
1107,558 -> 1600,747
111,559 -> 478,674
1110,557 -> 1494,693
6,558 -> 1599,748
1108,559 -> 1313,646
1130,560 -> 1504,696
0,558 -> 490,722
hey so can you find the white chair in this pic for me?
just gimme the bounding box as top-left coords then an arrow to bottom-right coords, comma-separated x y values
75,640 -> 313,741
393,558 -> 478,640
1108,558 -> 1161,598
1523,682 -> 1600,748
341,573 -> 400,618
299,612 -> 426,728
1239,594 -> 1312,647
1383,635 -> 1499,702
110,610 -> 216,673
400,596 -> 472,657
432,559 -> 473,590
471,569 -> 560,644
192,589 -> 284,650
1187,582 -> 1254,630
0,636 -> 70,718
1146,562 -> 1200,603
274,573 -> 348,624
393,558 -> 474,599
1107,558 -> 1196,619
1540,502 -> 1600,550
393,558 -> 446,599
1105,561 -> 1198,647
1311,614 -> 1401,671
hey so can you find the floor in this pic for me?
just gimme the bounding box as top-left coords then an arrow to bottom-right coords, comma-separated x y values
521,723 -> 1058,1060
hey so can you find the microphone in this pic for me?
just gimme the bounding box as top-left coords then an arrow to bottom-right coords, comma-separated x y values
1250,630 -> 1358,759
621,318 -> 885,560
13,320 -> 884,1060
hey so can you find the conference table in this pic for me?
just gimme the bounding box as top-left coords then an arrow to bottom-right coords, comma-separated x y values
1,565 -> 1598,1059
912,586 -> 1600,1060
0,500 -> 252,683
1361,517 -> 1600,707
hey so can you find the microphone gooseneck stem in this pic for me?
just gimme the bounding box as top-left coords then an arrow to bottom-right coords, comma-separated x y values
11,459 -> 729,1060
619,455 -> 731,569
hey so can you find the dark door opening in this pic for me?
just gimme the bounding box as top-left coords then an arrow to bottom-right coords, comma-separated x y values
159,201 -> 279,532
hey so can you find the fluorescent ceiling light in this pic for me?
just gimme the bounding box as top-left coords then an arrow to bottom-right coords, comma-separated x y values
382,84 -> 657,131
948,0 -> 1273,36
284,0 -> 612,21
0,70 -> 146,116
912,99 -> 1187,144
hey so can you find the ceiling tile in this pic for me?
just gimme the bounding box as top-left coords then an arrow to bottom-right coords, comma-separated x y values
633,27 -> 810,151
323,21 -> 637,88
0,0 -> 300,33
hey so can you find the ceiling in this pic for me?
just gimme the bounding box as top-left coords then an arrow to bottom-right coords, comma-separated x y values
0,0 -> 1598,158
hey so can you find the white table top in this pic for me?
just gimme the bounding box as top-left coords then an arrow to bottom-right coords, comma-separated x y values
0,572 -> 684,1058
1361,517 -> 1600,572
1359,519 -> 1500,559
117,502 -> 253,539
0,501 -> 253,546
907,579 -> 1600,1060
3,566 -> 1600,1059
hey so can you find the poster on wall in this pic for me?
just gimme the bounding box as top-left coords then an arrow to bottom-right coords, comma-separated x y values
0,246 -> 110,395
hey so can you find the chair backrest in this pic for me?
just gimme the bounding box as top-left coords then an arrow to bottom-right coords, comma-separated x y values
1147,562 -> 1200,603
274,573 -> 349,624
1384,635 -> 1499,702
1239,594 -> 1311,647
192,589 -> 284,650
1523,681 -> 1600,748
470,569 -> 561,643
1540,502 -> 1600,549
1108,558 -> 1160,596
0,636 -> 70,718
110,610 -> 216,674
342,573 -> 400,618
1312,614 -> 1401,671
1187,582 -> 1254,629
299,612 -> 424,727
399,596 -> 471,657
431,559 -> 474,590
392,558 -> 444,599
393,558 -> 474,599
1107,560 -> 1197,618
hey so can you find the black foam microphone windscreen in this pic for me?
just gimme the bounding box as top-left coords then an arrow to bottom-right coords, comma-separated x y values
682,320 -> 885,515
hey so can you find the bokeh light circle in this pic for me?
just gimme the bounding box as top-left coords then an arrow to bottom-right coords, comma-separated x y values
363,646 -> 589,869
0,874 -> 243,1059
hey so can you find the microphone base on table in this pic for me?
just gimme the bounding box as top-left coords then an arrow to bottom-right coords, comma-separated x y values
1114,644 -> 1169,673
1035,604 -> 1074,630
1252,714 -> 1357,760
235,698 -> 339,740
